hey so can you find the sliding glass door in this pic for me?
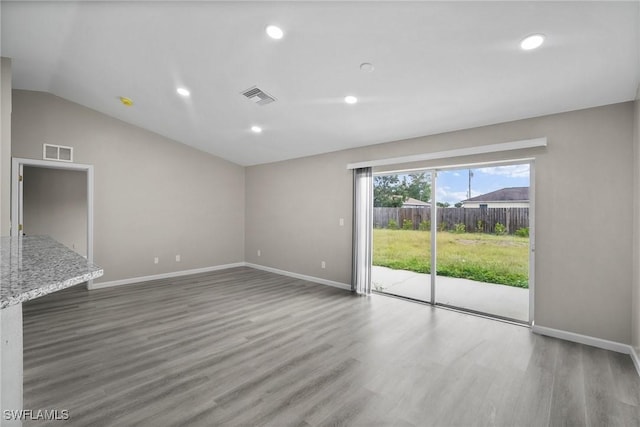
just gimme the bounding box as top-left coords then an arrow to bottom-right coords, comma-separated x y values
372,162 -> 533,324
434,165 -> 530,322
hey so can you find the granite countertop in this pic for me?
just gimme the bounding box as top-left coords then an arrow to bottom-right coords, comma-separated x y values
0,235 -> 103,309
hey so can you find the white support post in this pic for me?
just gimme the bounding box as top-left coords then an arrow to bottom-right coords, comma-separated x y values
0,303 -> 23,426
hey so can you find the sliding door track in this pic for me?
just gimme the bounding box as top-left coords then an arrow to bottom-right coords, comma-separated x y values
373,290 -> 530,327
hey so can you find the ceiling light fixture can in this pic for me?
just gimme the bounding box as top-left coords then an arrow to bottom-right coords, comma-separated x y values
520,34 -> 545,50
360,63 -> 375,72
251,126 -> 263,133
344,95 -> 358,104
266,25 -> 284,40
177,87 -> 190,97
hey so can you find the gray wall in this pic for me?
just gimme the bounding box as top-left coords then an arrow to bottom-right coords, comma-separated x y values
0,56 -> 7,416
631,0 -> 640,356
1,58 -> 11,236
12,90 -> 245,283
23,166 -> 88,256
246,102 -> 635,344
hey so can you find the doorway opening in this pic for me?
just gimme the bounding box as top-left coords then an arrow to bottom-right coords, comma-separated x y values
11,157 -> 95,277
22,166 -> 88,254
371,161 -> 533,324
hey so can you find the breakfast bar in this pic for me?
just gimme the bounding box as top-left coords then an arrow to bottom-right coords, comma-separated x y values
0,236 -> 103,426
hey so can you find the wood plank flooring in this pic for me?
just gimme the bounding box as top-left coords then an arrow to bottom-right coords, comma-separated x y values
22,267 -> 640,426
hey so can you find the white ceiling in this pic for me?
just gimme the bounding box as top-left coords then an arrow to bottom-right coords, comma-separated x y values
2,1 -> 639,166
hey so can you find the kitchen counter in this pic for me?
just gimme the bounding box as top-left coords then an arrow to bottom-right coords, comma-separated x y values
0,235 -> 103,426
1,235 -> 103,309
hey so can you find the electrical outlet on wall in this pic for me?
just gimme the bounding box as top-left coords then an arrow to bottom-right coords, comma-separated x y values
339,218 -> 344,226
176,254 -> 181,262
154,257 -> 159,264
257,249 -> 261,257
321,261 -> 326,269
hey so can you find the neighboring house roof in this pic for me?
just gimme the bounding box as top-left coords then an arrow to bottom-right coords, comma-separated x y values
402,197 -> 431,207
463,187 -> 529,203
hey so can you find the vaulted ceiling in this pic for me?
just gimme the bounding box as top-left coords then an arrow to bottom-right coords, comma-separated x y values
2,1 -> 639,166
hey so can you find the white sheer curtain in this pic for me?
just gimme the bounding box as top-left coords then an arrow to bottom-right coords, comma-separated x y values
352,167 -> 373,295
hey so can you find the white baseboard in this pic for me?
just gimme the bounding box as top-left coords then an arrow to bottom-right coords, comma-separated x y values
245,263 -> 351,291
87,262 -> 246,290
532,325 -> 640,376
87,262 -> 352,293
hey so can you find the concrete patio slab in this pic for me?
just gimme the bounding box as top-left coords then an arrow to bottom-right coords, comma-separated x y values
372,266 -> 529,322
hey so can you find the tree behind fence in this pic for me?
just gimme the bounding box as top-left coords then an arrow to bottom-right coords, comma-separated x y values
373,207 -> 529,234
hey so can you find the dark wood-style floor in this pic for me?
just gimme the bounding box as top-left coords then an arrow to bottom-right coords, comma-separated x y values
23,267 -> 640,426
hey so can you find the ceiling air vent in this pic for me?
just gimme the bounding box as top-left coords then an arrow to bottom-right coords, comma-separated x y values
241,86 -> 276,106
43,144 -> 73,162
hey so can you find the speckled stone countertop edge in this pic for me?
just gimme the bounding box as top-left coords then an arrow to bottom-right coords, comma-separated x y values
1,236 -> 104,309
0,268 -> 104,309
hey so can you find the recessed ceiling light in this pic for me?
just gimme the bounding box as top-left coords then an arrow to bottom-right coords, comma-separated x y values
344,95 -> 358,105
266,25 -> 284,40
360,63 -> 375,72
520,34 -> 545,51
176,87 -> 190,97
251,126 -> 263,133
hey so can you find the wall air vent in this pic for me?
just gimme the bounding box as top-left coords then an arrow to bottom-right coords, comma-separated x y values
43,144 -> 73,162
240,86 -> 276,106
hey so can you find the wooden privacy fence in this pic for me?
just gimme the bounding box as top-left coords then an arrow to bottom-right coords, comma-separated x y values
373,207 -> 529,234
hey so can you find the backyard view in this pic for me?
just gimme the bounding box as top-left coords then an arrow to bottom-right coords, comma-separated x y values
374,227 -> 529,288
372,165 -> 531,321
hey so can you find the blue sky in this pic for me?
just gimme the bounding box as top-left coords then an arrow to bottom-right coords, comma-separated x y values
398,164 -> 530,205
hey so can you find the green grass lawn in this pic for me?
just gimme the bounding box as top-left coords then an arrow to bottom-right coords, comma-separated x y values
373,229 -> 529,288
